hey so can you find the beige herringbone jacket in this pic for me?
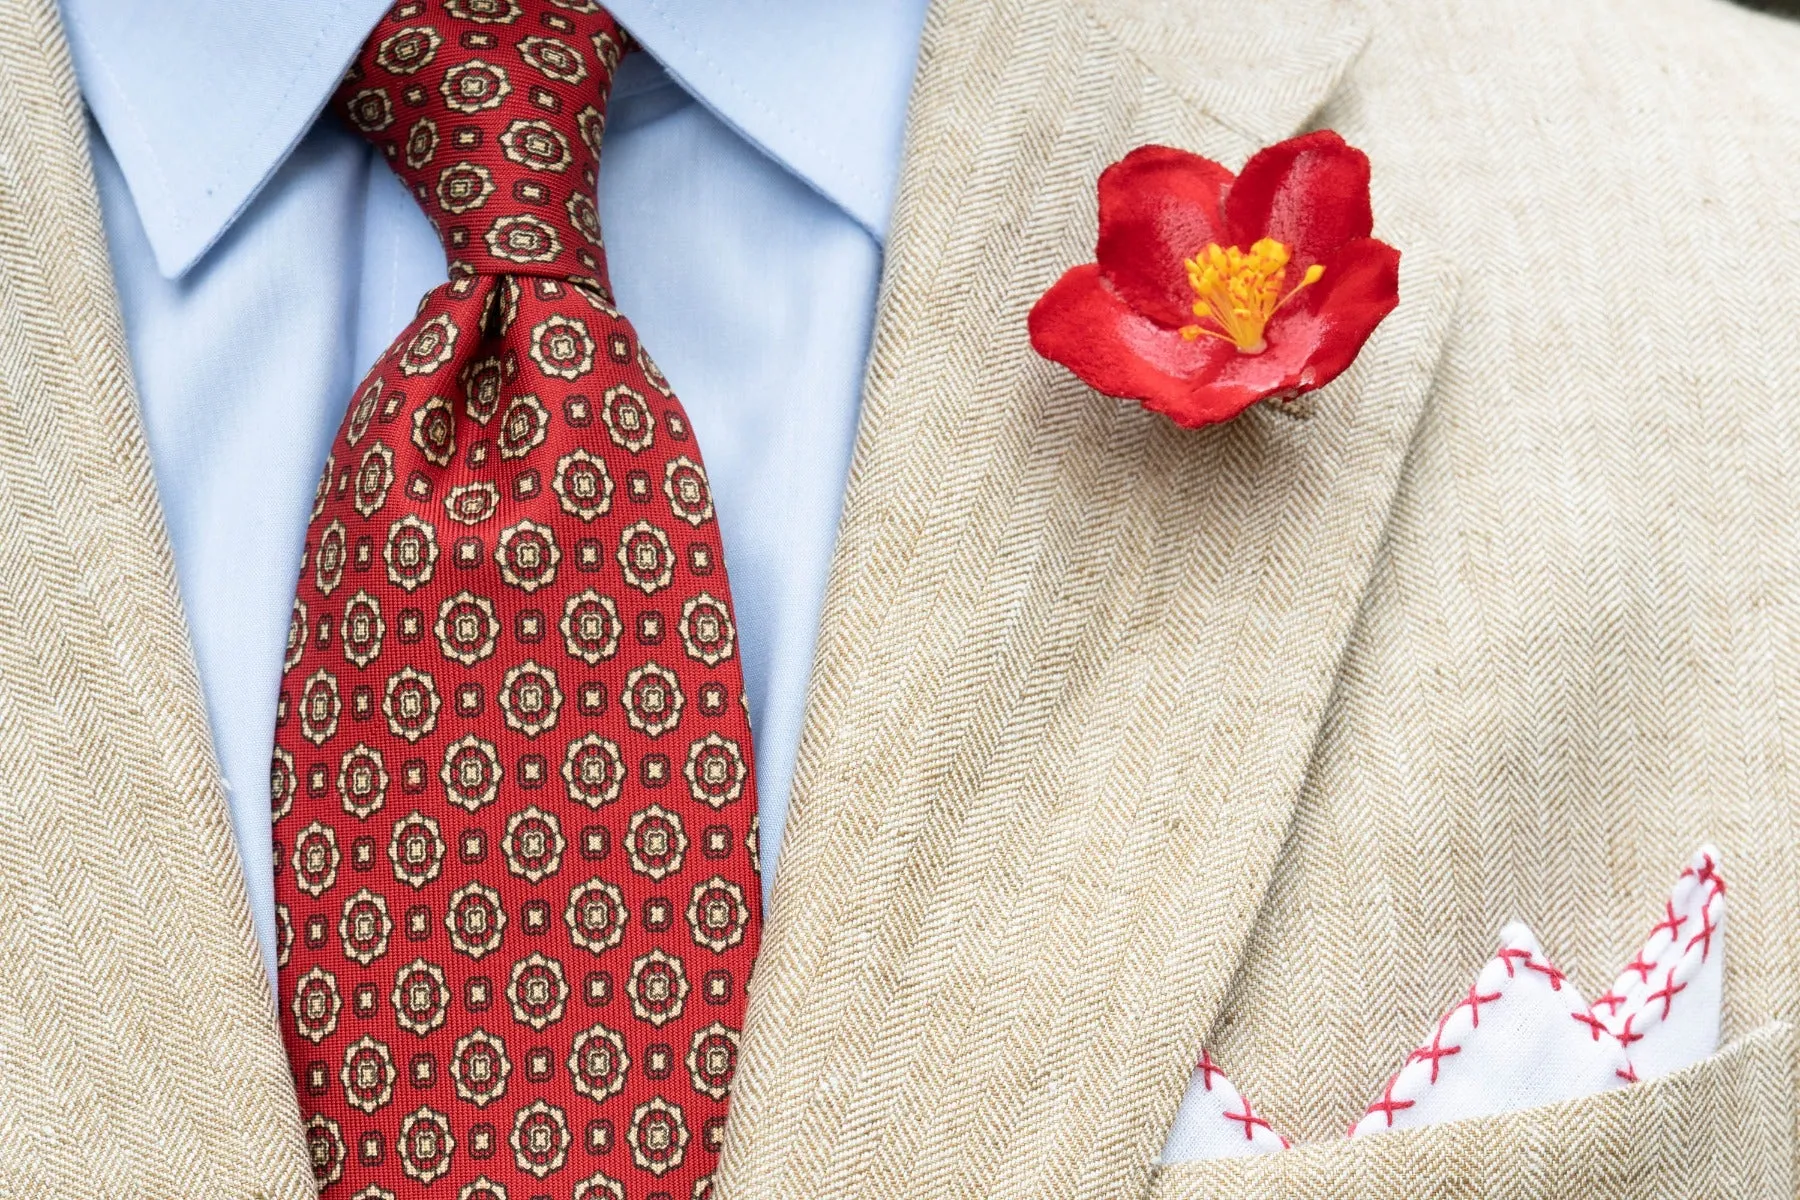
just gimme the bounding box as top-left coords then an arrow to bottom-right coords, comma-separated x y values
1,0 -> 1798,1195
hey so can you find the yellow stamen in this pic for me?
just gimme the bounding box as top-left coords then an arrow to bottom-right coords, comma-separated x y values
1178,237 -> 1324,354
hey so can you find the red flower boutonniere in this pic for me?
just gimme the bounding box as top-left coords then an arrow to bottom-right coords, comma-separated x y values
1029,131 -> 1400,428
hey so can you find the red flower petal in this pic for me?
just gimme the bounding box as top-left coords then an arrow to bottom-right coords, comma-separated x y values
1094,145 -> 1234,328
1030,264 -> 1275,427
1257,237 -> 1401,392
1225,130 -> 1372,271
1031,133 -> 1399,429
1146,352 -> 1315,428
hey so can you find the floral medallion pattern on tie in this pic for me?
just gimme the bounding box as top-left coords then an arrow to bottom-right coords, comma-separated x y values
1029,132 -> 1400,428
274,4 -> 761,1198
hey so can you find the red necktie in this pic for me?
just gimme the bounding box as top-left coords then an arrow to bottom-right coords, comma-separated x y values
272,5 -> 761,1197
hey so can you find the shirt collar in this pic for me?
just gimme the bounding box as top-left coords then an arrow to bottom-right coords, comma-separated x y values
60,0 -> 928,279
603,0 -> 928,240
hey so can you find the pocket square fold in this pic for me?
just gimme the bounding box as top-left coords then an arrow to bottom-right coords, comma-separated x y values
1159,847 -> 1726,1163
1590,845 -> 1725,1082
1348,922 -> 1633,1136
1161,1050 -> 1289,1162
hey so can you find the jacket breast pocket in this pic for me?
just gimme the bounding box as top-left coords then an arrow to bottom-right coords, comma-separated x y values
1148,1022 -> 1794,1200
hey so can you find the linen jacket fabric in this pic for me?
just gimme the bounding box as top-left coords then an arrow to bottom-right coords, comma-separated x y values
0,0 -> 1798,1197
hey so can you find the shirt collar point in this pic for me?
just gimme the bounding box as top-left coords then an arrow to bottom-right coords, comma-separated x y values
63,0 -> 395,278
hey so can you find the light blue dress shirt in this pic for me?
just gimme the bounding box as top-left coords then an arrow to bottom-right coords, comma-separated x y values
60,0 -> 929,992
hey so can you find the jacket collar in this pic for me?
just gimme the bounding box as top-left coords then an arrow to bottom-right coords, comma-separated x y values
56,0 -> 929,277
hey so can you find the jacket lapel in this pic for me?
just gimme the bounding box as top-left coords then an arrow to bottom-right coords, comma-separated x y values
719,2 -> 1458,1199
0,2 -> 313,1197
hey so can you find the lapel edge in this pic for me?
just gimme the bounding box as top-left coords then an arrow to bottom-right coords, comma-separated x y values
1113,248 -> 1464,1200
1074,0 -> 1372,151
0,1 -> 313,1195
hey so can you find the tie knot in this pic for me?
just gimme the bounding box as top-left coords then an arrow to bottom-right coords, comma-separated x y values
336,0 -> 626,289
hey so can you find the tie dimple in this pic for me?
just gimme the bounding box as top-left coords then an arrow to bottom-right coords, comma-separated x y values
273,5 -> 763,1198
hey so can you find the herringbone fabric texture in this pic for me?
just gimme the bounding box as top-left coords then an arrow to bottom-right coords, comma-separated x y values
718,1 -> 1800,1199
0,0 -> 314,1197
1,0 -> 1800,1197
1167,0 -> 1800,1169
274,5 -> 761,1197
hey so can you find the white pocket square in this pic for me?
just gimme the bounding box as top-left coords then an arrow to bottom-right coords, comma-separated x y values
1160,846 -> 1726,1162
1590,846 -> 1725,1082
1161,1049 -> 1289,1162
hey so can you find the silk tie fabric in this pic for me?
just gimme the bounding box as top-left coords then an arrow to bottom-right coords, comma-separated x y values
272,4 -> 762,1197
